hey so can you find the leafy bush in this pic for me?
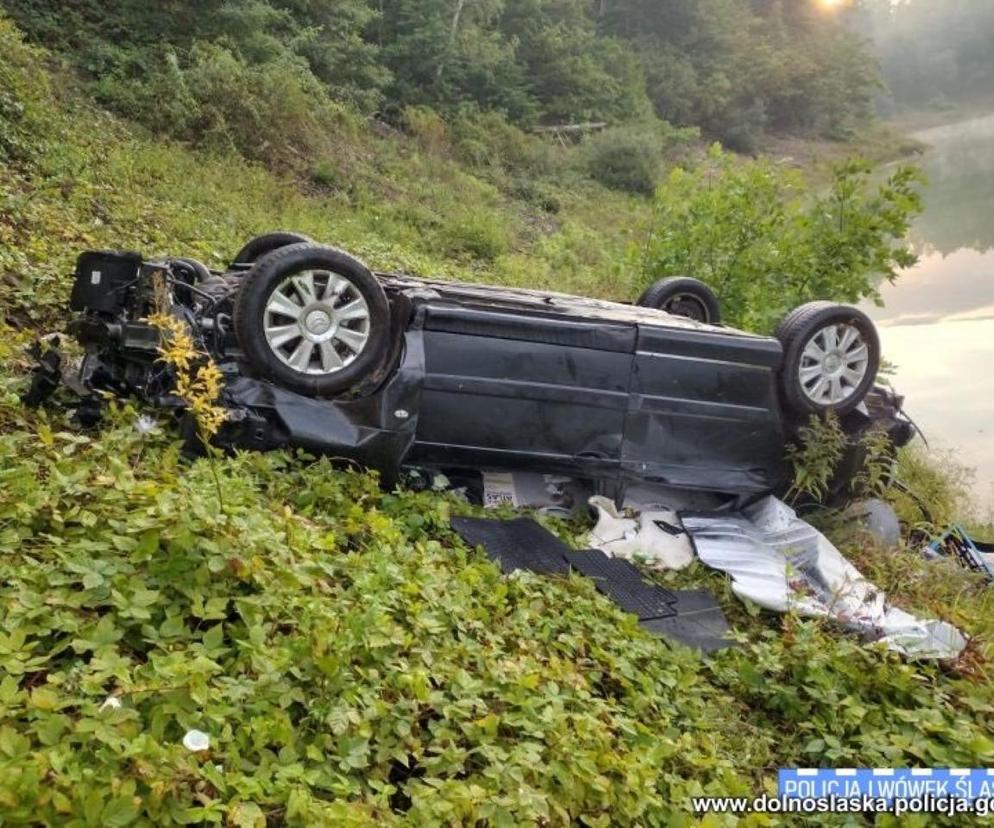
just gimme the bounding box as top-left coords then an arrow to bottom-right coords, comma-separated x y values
785,413 -> 848,502
4,0 -> 886,172
582,126 -> 661,195
636,145 -> 924,331
0,385 -> 738,825
449,112 -> 555,176
400,105 -> 449,157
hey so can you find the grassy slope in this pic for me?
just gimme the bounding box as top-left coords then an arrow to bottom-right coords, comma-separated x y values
0,25 -> 648,333
2,17 -> 994,827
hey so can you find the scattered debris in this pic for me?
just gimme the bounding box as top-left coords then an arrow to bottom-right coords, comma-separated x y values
182,729 -> 211,752
926,525 -> 994,582
481,471 -> 589,516
586,496 -> 694,571
450,516 -> 732,652
682,496 -> 967,659
450,516 -> 571,575
134,414 -> 159,435
844,498 -> 902,547
563,548 -> 679,619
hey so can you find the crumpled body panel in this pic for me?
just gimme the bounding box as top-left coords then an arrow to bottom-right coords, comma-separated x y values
682,496 -> 967,659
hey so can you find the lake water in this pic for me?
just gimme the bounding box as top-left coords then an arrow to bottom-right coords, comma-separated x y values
862,114 -> 994,507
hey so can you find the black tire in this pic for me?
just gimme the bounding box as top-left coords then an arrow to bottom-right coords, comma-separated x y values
234,243 -> 391,397
170,257 -> 211,305
231,231 -> 313,268
777,302 -> 880,417
637,276 -> 721,324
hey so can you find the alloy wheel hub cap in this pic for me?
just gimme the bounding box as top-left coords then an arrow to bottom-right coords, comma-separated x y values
823,353 -> 843,373
304,309 -> 333,335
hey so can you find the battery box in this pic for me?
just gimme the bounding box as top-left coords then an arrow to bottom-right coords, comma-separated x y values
69,250 -> 143,313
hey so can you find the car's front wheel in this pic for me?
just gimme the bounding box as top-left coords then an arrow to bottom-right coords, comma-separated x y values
777,302 -> 880,417
234,243 -> 391,397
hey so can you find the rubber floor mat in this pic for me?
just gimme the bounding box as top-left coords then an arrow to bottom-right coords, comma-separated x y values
451,516 -> 572,575
563,550 -> 677,619
640,590 -> 733,653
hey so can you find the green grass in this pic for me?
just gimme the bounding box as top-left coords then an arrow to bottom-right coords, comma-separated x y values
2,15 -> 994,827
0,18 -> 646,335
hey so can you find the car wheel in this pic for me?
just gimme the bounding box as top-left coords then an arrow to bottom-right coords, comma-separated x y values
170,257 -> 211,305
231,231 -> 313,267
637,277 -> 721,324
777,302 -> 880,417
234,243 -> 391,397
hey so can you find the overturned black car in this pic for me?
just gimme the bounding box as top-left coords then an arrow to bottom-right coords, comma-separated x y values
42,232 -> 914,497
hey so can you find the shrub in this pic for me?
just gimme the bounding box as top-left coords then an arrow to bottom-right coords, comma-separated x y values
401,105 -> 449,156
450,112 -> 555,176
182,43 -> 353,163
507,178 -> 561,214
636,145 -> 923,331
582,126 -> 660,195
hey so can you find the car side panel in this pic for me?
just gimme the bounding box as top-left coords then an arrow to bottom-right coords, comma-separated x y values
624,326 -> 787,493
410,305 -> 634,475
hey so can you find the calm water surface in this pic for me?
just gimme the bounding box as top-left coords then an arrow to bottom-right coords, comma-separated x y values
862,114 -> 994,505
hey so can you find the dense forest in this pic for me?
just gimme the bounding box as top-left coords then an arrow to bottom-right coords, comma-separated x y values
3,0 -> 880,157
858,0 -> 994,112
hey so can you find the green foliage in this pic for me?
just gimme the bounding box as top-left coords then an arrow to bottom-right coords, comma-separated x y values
0,382 -> 735,824
637,145 -> 924,331
581,126 -> 662,196
785,413 -> 848,503
1,13 -> 993,825
1,360 -> 993,825
0,15 -> 636,330
439,213 -> 508,262
852,427 -> 896,501
604,0 -> 881,145
4,0 -> 883,164
887,444 -> 977,536
0,18 -> 49,163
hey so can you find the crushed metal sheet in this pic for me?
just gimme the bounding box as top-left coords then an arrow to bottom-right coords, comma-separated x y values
682,496 -> 967,659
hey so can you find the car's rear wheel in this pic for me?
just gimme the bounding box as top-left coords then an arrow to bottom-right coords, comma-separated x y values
637,276 -> 721,324
231,231 -> 313,268
234,243 -> 391,397
777,302 -> 880,417
170,257 -> 211,305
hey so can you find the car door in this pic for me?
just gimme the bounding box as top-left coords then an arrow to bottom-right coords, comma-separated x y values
623,323 -> 788,493
410,302 -> 636,477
